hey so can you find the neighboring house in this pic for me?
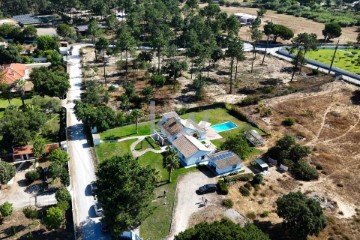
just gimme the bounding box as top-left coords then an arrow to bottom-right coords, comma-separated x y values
172,134 -> 211,167
208,151 -> 242,175
246,129 -> 265,147
13,143 -> 59,161
59,41 -> 69,55
234,13 -> 256,26
0,63 -> 26,85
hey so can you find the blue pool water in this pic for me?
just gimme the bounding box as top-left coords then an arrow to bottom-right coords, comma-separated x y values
211,121 -> 238,133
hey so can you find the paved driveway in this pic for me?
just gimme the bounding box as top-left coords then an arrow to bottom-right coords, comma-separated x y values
167,170 -> 219,239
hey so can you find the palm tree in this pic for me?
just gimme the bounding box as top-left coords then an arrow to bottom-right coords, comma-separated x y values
131,109 -> 143,134
163,147 -> 180,183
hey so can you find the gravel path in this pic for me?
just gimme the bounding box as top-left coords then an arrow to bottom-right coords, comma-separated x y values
166,171 -> 218,239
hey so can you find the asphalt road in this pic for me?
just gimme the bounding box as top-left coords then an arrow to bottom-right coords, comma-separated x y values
66,45 -> 109,240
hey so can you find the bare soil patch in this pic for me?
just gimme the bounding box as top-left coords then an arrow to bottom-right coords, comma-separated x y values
239,81 -> 360,240
217,5 -> 358,44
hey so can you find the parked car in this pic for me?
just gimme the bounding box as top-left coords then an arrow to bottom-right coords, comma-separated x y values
118,231 -> 142,240
94,202 -> 103,217
90,181 -> 98,195
196,184 -> 217,195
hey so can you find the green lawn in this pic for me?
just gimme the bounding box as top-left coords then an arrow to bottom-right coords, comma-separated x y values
138,152 -> 167,181
303,48 -> 360,74
100,122 -> 152,140
135,137 -> 160,151
95,139 -> 137,162
38,114 -> 60,144
139,166 -> 199,240
0,97 -> 32,118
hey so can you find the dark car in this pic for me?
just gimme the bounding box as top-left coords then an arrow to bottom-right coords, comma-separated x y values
94,202 -> 103,217
90,181 -> 98,195
196,184 -> 217,195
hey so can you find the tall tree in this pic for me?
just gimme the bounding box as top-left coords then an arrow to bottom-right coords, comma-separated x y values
96,154 -> 157,236
36,35 -> 59,51
163,147 -> 180,183
0,46 -> 22,64
0,162 -> 16,186
87,19 -> 102,43
95,37 -> 109,84
250,17 -> 263,73
149,25 -> 172,74
322,22 -> 342,42
130,109 -> 143,134
33,137 -> 46,159
116,25 -> 136,80
277,192 -> 327,239
226,37 -> 245,93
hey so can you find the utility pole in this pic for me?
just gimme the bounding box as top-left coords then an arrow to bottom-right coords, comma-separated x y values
328,39 -> 340,75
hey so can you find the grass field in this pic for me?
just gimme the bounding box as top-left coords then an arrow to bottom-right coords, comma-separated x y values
304,48 -> 360,74
0,97 -> 32,118
100,122 -> 152,140
95,139 -> 137,162
135,137 -> 160,151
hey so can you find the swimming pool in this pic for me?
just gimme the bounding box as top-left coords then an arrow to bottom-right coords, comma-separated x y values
211,121 -> 238,133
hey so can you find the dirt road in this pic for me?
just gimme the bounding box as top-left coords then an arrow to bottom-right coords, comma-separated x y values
167,171 -> 219,239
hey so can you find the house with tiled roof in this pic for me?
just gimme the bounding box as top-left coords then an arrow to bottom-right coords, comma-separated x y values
12,143 -> 59,161
172,134 -> 211,166
0,63 -> 26,85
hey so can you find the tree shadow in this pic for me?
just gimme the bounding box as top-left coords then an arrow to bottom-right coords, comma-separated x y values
254,220 -> 292,240
259,78 -> 282,86
351,90 -> 360,105
2,225 -> 26,237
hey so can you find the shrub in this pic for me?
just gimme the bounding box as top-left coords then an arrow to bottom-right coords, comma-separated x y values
246,211 -> 257,220
57,201 -> 70,211
240,96 -> 260,106
252,174 -> 263,185
23,207 -> 38,219
44,206 -> 64,230
244,183 -> 252,190
224,173 -> 254,183
55,187 -> 71,203
239,186 -> 250,196
222,199 -> 233,208
292,161 -> 319,181
25,171 -> 40,183
311,69 -> 320,75
282,117 -> 296,126
261,211 -> 269,217
108,85 -> 116,92
0,202 -> 13,217
218,180 -> 228,195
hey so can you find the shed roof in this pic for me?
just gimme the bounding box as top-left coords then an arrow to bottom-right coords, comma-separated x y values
173,134 -> 209,159
255,159 -> 269,168
210,151 -> 242,169
163,111 -> 179,119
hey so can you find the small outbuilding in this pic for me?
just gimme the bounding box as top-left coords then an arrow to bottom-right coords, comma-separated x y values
208,151 -> 242,175
246,129 -> 265,147
254,159 -> 269,171
234,13 -> 256,26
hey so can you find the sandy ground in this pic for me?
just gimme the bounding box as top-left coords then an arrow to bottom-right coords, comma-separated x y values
0,171 -> 37,209
0,18 -> 17,25
217,6 -> 358,44
37,27 -> 57,36
167,171 -> 220,239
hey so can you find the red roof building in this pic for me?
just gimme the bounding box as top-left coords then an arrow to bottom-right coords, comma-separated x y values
12,143 -> 59,161
0,63 -> 26,85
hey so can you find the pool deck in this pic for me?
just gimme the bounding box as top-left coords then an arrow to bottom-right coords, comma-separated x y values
205,127 -> 222,140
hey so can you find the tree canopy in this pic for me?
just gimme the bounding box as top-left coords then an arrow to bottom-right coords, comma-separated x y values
36,35 -> 59,51
44,206 -> 65,230
322,22 -> 342,41
96,154 -> 157,236
30,67 -> 70,98
175,219 -> 270,240
276,192 -> 327,239
0,46 -> 22,64
0,162 -> 16,185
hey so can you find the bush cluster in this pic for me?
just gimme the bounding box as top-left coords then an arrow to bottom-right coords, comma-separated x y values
222,199 -> 234,208
23,206 -> 38,219
25,171 -> 40,183
239,186 -> 250,196
218,180 -> 228,195
224,173 -> 254,183
282,117 -> 296,126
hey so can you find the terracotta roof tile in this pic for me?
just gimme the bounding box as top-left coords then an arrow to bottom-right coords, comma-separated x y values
0,63 -> 26,85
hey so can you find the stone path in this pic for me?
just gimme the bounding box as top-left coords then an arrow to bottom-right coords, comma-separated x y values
101,135 -> 166,157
